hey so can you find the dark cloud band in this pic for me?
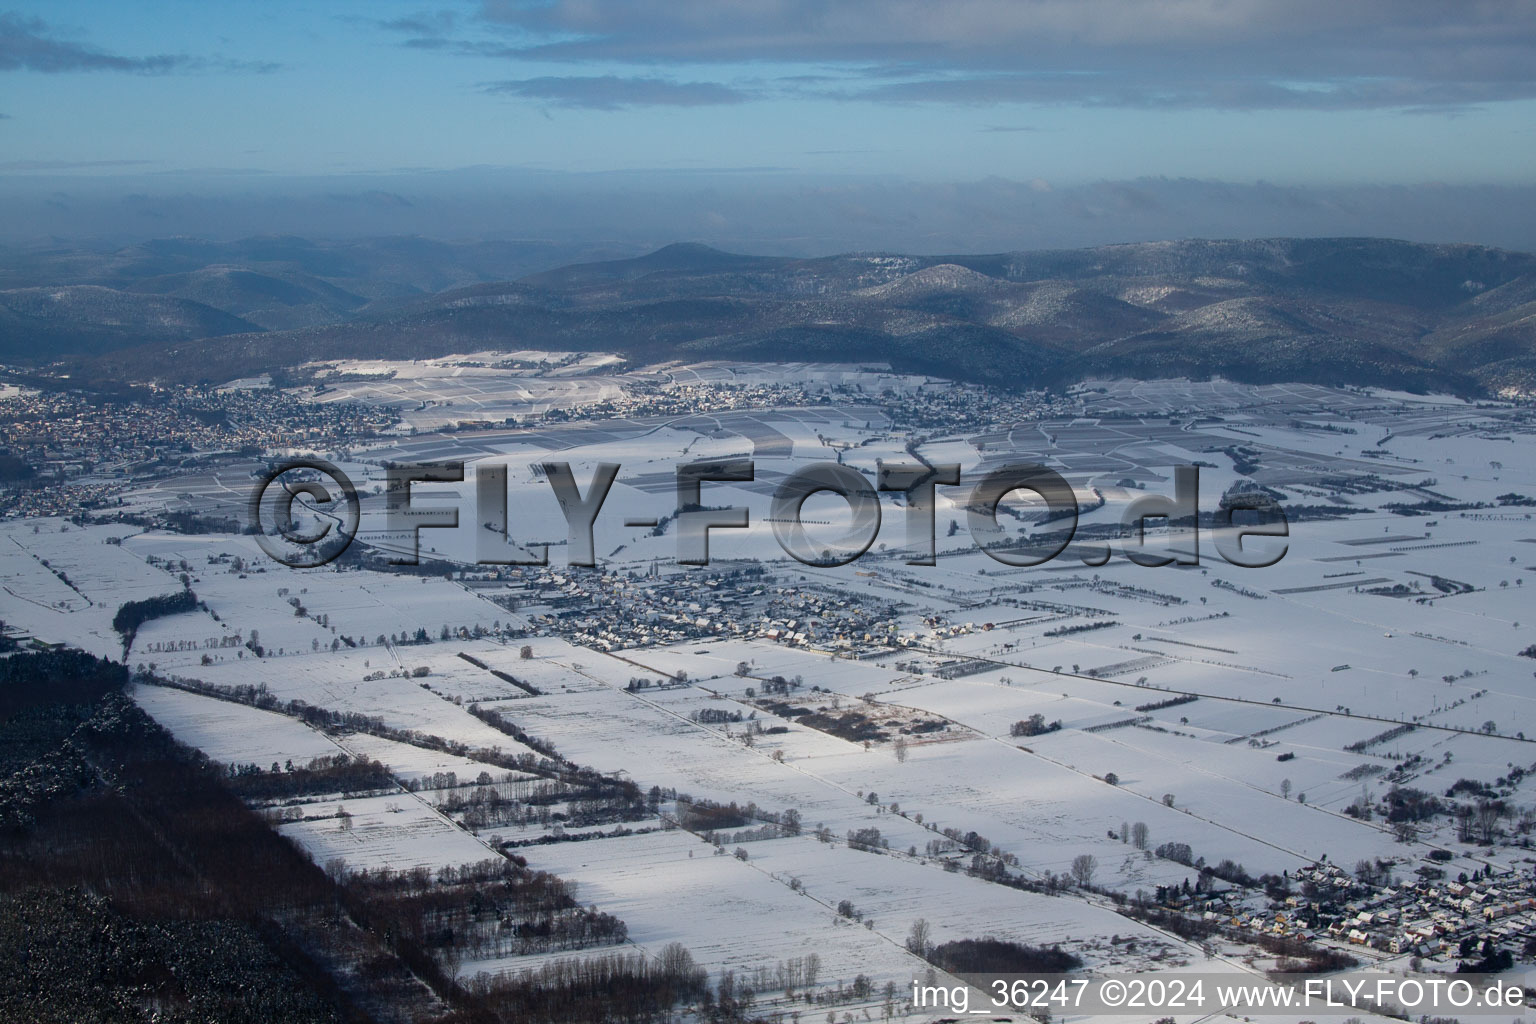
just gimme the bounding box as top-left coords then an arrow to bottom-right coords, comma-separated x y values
439,0 -> 1536,111
482,75 -> 751,109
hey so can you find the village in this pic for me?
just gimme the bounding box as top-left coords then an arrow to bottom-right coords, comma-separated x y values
3,364 -> 1536,1020
1157,858 -> 1536,966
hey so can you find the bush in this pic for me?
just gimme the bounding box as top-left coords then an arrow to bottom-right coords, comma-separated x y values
927,938 -> 1081,974
112,590 -> 198,648
1155,842 -> 1194,866
1010,714 -> 1062,738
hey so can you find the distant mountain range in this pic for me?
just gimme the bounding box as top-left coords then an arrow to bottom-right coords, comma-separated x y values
5,236 -> 1535,396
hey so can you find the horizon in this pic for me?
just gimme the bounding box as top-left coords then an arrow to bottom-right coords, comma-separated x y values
5,8 -> 1536,1024
4,2 -> 1536,250
8,177 -> 1536,255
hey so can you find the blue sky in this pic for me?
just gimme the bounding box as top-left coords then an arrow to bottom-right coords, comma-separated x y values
5,0 -> 1536,182
3,2 -> 1536,247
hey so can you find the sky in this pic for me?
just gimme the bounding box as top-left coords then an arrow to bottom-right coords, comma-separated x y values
3,1 -> 1536,251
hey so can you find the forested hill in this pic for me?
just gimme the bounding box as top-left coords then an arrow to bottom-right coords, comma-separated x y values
6,235 -> 1534,396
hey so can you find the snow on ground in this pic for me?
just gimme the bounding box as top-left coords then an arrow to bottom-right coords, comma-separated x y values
492,829 -> 934,993
277,794 -> 493,873
0,520 -> 184,657
132,683 -> 345,769
155,647 -> 545,758
332,732 -> 532,785
10,381 -> 1536,1011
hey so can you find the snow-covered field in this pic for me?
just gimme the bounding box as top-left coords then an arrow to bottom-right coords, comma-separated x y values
8,378 -> 1536,1014
276,793 -> 495,873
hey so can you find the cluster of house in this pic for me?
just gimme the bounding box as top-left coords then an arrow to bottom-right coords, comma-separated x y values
559,380 -> 833,421
1178,861 -> 1536,961
535,371 -> 1073,435
873,380 -> 1070,432
462,566 -> 957,658
1,480 -> 124,518
3,386 -> 392,479
1325,873 -> 1536,957
0,385 -> 396,519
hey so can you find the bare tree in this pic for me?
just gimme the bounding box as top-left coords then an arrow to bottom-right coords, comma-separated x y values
905,918 -> 931,958
659,942 -> 696,977
439,941 -> 462,981
1131,822 -> 1149,850
893,737 -> 909,763
1280,778 -> 1293,800
1070,853 -> 1098,887
1475,801 -> 1504,844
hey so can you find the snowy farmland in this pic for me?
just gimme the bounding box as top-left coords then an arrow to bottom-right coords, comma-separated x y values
10,376 -> 1536,1015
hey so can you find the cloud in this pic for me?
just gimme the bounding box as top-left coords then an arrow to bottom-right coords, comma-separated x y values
482,75 -> 752,109
0,13 -> 278,74
0,12 -> 189,73
864,71 -> 1536,111
461,0 -> 1536,111
210,58 -> 283,74
852,73 -> 1536,111
0,158 -> 156,171
377,9 -> 458,36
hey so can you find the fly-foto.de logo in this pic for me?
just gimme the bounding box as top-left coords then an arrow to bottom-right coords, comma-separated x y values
251,459 -> 1288,571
